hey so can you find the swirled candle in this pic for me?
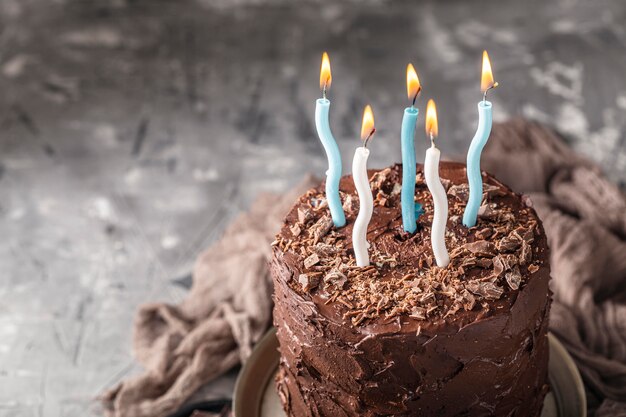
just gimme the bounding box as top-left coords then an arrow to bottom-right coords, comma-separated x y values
463,50 -> 498,228
462,101 -> 492,227
424,99 -> 450,267
315,52 -> 346,227
352,105 -> 375,267
400,63 -> 422,233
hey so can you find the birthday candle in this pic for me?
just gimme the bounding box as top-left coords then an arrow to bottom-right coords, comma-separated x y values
463,50 -> 498,228
400,64 -> 423,233
352,105 -> 376,267
424,99 -> 450,268
315,52 -> 346,227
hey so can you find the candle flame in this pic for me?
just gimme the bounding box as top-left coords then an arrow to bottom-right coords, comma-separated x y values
481,50 -> 497,92
320,52 -> 332,92
360,105 -> 375,143
406,63 -> 421,105
425,99 -> 438,139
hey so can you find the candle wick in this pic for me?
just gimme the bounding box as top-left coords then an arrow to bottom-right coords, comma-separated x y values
483,81 -> 498,104
322,83 -> 327,100
364,128 -> 376,148
411,87 -> 421,108
429,133 -> 435,148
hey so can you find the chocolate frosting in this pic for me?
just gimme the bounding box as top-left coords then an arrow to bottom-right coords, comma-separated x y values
271,162 -> 551,417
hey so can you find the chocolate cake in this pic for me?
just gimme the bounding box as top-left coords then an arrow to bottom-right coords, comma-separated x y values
271,162 -> 551,417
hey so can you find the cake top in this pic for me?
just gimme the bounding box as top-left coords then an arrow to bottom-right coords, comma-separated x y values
272,162 -> 548,330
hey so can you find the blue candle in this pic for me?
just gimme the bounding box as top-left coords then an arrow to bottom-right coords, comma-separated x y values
462,101 -> 493,227
315,52 -> 345,227
401,64 -> 423,233
463,50 -> 498,228
401,107 -> 418,233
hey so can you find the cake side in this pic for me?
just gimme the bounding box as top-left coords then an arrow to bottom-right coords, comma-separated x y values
271,162 -> 551,416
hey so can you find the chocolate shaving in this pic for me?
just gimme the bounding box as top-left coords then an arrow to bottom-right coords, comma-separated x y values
310,197 -> 327,209
528,264 -> 540,273
290,223 -> 302,237
483,184 -> 507,198
505,265 -> 522,290
298,207 -> 313,224
478,204 -> 497,220
475,228 -> 493,240
310,215 -> 333,243
298,273 -> 319,292
460,289 -> 476,310
520,241 -> 532,264
449,247 -> 467,259
304,253 -> 320,269
312,243 -> 338,257
466,281 -> 504,300
448,184 -> 469,200
370,168 -> 391,190
517,226 -> 535,243
493,255 -> 505,277
376,295 -> 391,311
324,269 -> 347,290
475,258 -> 493,268
410,306 -> 426,320
444,302 -> 461,318
521,194 -> 534,207
498,232 -> 522,252
342,195 -> 356,212
463,241 -> 497,257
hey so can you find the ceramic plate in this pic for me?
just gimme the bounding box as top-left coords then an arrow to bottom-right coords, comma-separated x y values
234,329 -> 586,417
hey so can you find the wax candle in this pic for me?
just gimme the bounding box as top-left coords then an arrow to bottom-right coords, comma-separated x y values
463,50 -> 498,228
315,52 -> 346,227
352,105 -> 376,267
424,99 -> 450,267
401,63 -> 423,233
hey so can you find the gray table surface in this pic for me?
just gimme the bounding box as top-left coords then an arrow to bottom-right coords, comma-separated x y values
0,0 -> 625,415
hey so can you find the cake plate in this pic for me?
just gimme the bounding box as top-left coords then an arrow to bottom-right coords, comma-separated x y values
233,328 -> 586,417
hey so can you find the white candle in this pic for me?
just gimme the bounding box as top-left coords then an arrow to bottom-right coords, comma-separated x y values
352,105 -> 376,267
352,147 -> 372,267
424,99 -> 450,267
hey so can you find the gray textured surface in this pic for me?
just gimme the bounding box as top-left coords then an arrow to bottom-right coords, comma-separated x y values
0,0 -> 625,415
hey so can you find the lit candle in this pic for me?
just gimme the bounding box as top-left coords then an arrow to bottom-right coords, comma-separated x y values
424,99 -> 450,267
463,50 -> 498,228
315,52 -> 346,227
352,105 -> 376,267
401,63 -> 424,233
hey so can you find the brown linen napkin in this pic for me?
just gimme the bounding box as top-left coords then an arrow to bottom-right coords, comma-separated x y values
103,119 -> 626,417
482,119 -> 626,416
101,176 -> 317,417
